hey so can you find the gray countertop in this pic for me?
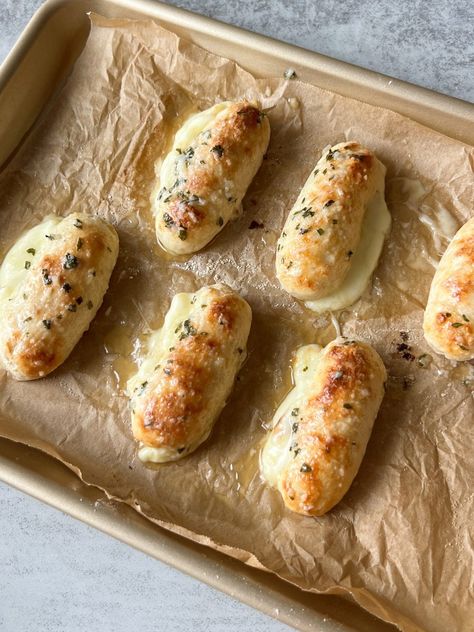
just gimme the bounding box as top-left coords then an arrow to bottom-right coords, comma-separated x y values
0,1 -> 472,631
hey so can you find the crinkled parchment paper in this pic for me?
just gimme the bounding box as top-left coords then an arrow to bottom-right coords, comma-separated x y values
0,14 -> 473,632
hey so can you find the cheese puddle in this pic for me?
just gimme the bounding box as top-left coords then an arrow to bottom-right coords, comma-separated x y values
305,190 -> 391,313
260,344 -> 322,487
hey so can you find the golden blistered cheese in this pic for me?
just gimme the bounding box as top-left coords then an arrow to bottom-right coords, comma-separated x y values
423,216 -> 474,360
275,142 -> 390,312
0,213 -> 119,380
261,338 -> 386,517
128,284 -> 252,463
154,101 -> 270,255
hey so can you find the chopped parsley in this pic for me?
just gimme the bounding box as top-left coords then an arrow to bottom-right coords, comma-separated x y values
343,402 -> 353,409
163,212 -> 174,227
452,322 -> 463,328
217,216 -> 224,226
324,199 -> 335,207
178,228 -> 187,241
77,238 -> 84,250
63,253 -> 78,269
26,247 -> 36,256
291,408 -> 299,416
73,218 -> 83,229
86,300 -> 93,310
62,283 -> 72,293
300,463 -> 312,473
179,319 -> 197,340
211,145 -> 224,158
42,269 -> 52,285
45,234 -> 55,240
42,319 -> 52,330
24,261 -> 31,269
317,228 -> 325,235
67,303 -> 77,312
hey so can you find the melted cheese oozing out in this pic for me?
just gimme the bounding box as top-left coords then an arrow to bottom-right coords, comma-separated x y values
0,215 -> 62,303
305,190 -> 391,314
260,344 -> 322,487
127,289 -> 204,464
156,102 -> 231,207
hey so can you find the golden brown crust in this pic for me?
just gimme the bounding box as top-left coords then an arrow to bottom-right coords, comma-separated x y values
276,142 -> 386,300
130,285 -> 251,459
155,101 -> 270,254
423,217 -> 474,360
132,334 -> 221,448
274,340 -> 386,516
0,214 -> 118,380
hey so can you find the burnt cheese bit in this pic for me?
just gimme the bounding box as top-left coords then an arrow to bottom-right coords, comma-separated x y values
62,283 -> 72,293
248,220 -> 264,230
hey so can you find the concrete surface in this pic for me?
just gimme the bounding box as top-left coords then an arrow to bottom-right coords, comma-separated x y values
0,1 -> 472,631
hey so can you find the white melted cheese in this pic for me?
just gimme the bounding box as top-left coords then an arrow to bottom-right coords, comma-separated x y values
127,288 -> 205,464
127,290 -> 194,397
305,190 -> 391,314
156,101 -> 231,206
0,215 -> 62,304
260,344 -> 322,487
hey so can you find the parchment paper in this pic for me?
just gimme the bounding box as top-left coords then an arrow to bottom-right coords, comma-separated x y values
0,14 -> 473,632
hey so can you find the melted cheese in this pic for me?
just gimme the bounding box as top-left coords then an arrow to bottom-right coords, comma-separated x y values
127,287 -> 209,464
260,344 -> 322,487
127,290 -> 194,397
305,190 -> 391,313
156,102 -> 231,204
0,215 -> 62,303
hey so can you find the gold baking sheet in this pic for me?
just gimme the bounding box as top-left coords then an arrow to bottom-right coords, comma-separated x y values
0,2 -> 473,631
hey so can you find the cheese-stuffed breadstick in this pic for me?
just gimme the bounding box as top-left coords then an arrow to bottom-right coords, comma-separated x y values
0,213 -> 118,380
154,101 -> 270,255
276,142 -> 390,313
423,216 -> 474,360
261,338 -> 386,516
128,284 -> 251,463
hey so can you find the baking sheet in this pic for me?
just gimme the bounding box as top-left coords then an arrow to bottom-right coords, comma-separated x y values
0,13 -> 473,632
